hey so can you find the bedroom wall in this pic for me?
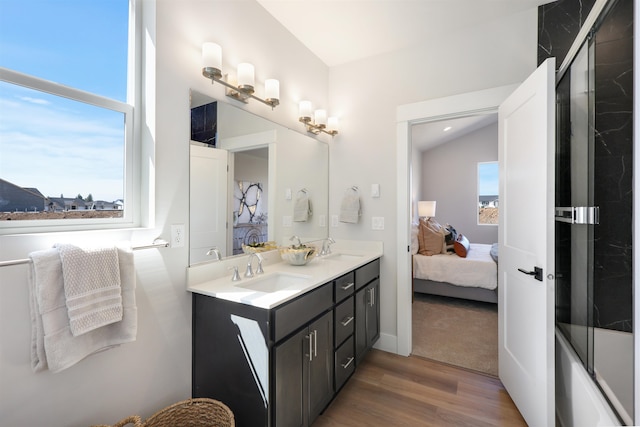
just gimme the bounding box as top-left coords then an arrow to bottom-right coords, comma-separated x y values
419,122 -> 499,245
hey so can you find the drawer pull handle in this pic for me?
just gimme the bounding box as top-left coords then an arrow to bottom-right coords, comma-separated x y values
341,357 -> 354,369
340,316 -> 354,327
341,282 -> 355,291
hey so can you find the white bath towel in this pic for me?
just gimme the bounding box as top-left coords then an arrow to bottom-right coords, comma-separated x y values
55,243 -> 122,336
339,188 -> 361,223
293,190 -> 312,222
28,245 -> 137,373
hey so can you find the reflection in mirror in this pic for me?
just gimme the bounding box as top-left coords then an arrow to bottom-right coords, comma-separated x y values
189,90 -> 329,265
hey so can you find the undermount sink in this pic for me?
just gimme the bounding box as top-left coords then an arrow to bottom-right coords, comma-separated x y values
322,253 -> 363,262
235,272 -> 312,293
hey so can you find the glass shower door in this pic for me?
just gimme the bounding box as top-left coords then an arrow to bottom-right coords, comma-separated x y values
555,39 -> 594,372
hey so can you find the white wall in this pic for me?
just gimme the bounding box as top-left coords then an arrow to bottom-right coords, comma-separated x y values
420,122 -> 499,245
327,8 -> 539,350
0,0 -> 329,425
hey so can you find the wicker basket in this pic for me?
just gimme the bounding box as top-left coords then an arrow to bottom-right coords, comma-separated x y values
91,415 -> 143,427
143,398 -> 235,427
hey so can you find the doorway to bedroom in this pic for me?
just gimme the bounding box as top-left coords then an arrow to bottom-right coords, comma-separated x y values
410,113 -> 500,377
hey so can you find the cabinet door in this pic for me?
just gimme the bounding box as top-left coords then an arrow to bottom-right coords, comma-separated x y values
274,328 -> 307,427
355,279 -> 380,364
365,279 -> 380,348
308,311 -> 334,425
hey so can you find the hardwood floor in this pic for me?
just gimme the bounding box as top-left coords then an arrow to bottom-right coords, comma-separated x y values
314,350 -> 527,427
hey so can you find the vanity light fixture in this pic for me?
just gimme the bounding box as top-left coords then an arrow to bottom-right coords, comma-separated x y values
202,42 -> 279,109
298,100 -> 339,136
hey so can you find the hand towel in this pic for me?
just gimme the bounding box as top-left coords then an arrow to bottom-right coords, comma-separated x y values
339,188 -> 361,223
293,190 -> 312,222
28,245 -> 137,373
55,243 -> 123,336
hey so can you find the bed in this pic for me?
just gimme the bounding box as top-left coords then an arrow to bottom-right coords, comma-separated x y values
411,221 -> 498,303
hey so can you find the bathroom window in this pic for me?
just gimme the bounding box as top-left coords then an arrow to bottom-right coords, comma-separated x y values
0,0 -> 138,233
477,161 -> 499,225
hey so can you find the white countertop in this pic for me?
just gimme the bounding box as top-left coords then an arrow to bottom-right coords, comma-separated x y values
187,240 -> 383,309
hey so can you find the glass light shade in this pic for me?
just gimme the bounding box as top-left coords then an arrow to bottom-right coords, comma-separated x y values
202,42 -> 222,72
299,101 -> 312,121
265,79 -> 279,101
314,109 -> 327,127
237,63 -> 255,91
418,201 -> 436,218
327,116 -> 339,131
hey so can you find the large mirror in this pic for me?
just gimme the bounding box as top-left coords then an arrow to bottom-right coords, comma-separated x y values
189,90 -> 329,265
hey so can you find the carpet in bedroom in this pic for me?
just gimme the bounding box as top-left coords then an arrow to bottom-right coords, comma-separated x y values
411,293 -> 498,376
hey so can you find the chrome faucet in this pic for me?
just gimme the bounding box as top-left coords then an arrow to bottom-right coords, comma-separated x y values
320,237 -> 335,256
245,253 -> 264,278
206,247 -> 222,261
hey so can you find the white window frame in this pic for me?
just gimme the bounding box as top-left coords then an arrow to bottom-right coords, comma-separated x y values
477,160 -> 499,226
0,0 -> 143,235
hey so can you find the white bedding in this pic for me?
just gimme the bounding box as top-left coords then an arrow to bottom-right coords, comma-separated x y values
413,243 -> 497,290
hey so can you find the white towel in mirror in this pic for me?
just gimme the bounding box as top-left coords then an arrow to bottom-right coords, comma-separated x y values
293,189 -> 312,222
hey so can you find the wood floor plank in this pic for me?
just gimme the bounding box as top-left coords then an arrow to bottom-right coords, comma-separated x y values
314,350 -> 526,427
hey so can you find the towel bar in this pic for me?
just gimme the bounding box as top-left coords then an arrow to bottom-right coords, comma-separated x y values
0,239 -> 170,268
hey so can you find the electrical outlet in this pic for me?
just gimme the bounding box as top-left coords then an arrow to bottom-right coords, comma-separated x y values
283,216 -> 292,227
332,215 -> 339,227
319,215 -> 326,227
372,217 -> 385,230
171,224 -> 185,248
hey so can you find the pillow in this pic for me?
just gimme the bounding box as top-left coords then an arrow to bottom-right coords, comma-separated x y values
453,233 -> 470,258
425,218 -> 448,254
411,223 -> 420,255
444,224 -> 457,245
417,219 -> 443,256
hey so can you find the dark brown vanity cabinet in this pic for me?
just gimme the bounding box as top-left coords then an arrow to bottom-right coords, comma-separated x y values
192,258 -> 380,427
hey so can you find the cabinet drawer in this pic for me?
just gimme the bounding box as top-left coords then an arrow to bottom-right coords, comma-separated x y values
355,258 -> 380,290
334,296 -> 354,346
334,336 -> 355,391
273,282 -> 333,342
334,272 -> 355,302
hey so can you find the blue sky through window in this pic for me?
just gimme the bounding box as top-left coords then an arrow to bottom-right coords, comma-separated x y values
478,162 -> 498,196
0,0 -> 129,203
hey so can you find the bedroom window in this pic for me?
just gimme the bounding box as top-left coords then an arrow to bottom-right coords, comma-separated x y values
0,0 -> 136,234
478,161 -> 498,225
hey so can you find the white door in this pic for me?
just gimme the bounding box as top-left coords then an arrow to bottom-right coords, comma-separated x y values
189,144 -> 228,264
498,57 -> 555,426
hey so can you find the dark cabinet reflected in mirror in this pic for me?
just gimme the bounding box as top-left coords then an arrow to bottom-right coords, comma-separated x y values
189,90 -> 329,265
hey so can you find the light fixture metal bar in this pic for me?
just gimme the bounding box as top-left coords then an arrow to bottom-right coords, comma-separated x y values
205,73 -> 279,109
299,118 -> 338,136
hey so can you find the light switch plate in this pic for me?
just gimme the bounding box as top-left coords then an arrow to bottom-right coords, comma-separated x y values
285,188 -> 292,200
371,183 -> 380,198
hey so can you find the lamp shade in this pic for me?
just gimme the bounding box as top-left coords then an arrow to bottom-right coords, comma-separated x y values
418,201 -> 436,218
327,116 -> 339,131
202,42 -> 222,78
314,109 -> 327,127
299,100 -> 312,121
237,63 -> 255,92
265,79 -> 279,102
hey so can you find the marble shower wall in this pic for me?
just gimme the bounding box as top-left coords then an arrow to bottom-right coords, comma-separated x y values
539,0 -> 634,333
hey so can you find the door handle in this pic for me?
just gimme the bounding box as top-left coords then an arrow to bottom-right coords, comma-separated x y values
517,266 -> 543,282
